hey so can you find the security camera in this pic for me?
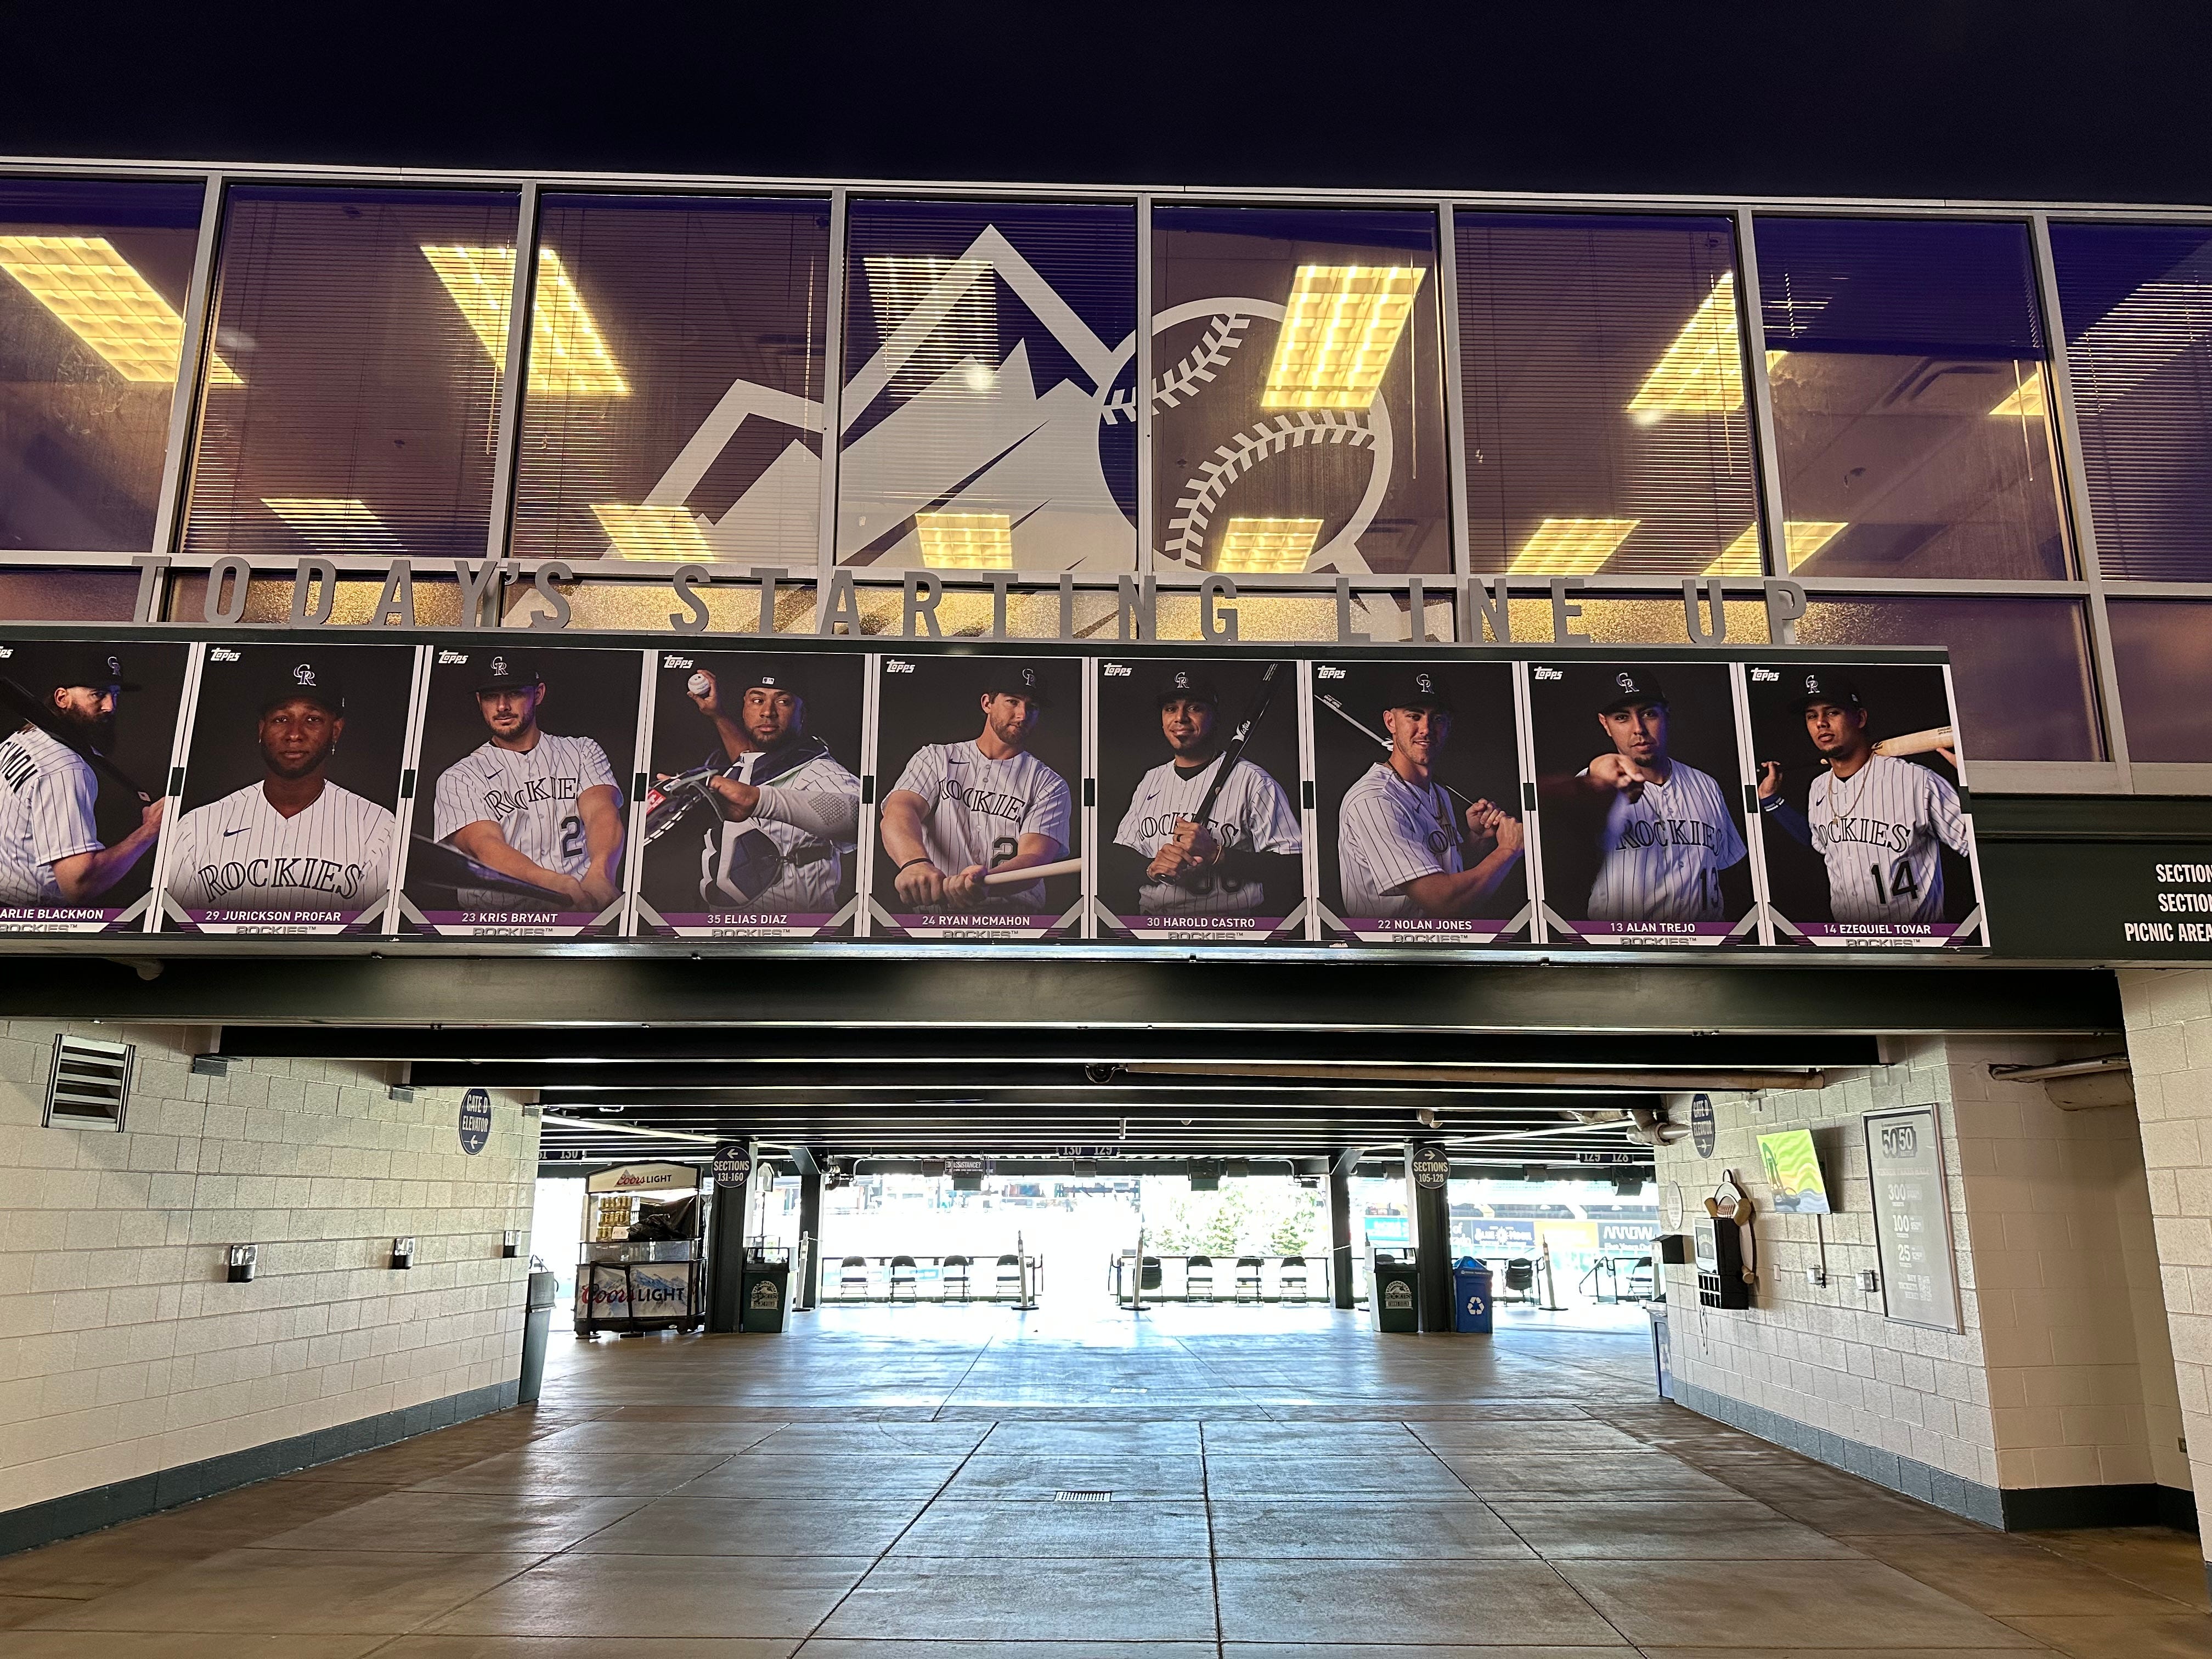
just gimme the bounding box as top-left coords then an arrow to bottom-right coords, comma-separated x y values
1084,1064 -> 1118,1085
1417,1108 -> 1440,1128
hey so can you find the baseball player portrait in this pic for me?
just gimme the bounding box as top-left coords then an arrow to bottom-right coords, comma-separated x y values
876,658 -> 1076,929
162,653 -> 401,928
1532,664 -> 1751,936
1099,663 -> 1302,935
1333,668 -> 1524,923
1752,665 -> 1979,939
0,648 -> 168,917
429,652 -> 626,915
638,653 -> 863,934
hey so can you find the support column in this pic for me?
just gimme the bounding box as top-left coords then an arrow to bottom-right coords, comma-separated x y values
706,1148 -> 751,1334
797,1158 -> 824,1311
1408,1141 -> 1454,1333
1329,1148 -> 1359,1309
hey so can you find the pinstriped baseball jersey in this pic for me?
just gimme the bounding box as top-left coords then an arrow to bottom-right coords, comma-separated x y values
434,733 -> 619,881
0,726 -> 100,904
699,746 -> 860,911
1112,753 -> 1301,916
165,781 -> 395,912
890,741 -> 1071,907
1808,754 -> 1969,924
1584,761 -> 1745,923
1339,761 -> 1462,918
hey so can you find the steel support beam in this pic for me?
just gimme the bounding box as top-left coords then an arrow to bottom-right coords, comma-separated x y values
1329,1148 -> 1357,1311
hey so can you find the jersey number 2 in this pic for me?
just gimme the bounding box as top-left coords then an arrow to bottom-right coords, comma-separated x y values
1868,857 -> 1919,905
560,816 -> 586,863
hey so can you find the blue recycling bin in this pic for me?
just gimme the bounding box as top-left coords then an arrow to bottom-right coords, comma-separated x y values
1452,1258 -> 1494,1334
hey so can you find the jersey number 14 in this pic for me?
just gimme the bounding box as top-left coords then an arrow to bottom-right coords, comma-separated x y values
1867,857 -> 1919,905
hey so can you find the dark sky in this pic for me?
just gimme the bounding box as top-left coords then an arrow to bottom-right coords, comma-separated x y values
7,3 -> 2204,206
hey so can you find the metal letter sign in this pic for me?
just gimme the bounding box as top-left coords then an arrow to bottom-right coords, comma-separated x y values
458,1087 -> 492,1156
1690,1092 -> 1716,1158
712,1143 -> 751,1188
1411,1144 -> 1450,1190
1864,1105 -> 1962,1333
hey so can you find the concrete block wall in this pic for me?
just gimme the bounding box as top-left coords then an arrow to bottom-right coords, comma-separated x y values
0,1019 -> 537,1517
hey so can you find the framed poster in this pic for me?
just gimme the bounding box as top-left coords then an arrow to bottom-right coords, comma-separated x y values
1525,660 -> 1760,947
0,639 -> 191,934
633,648 -> 866,940
867,652 -> 1083,942
1743,661 -> 1987,949
1093,656 -> 1306,943
1864,1104 -> 1963,1332
396,646 -> 645,939
156,643 -> 414,935
1311,658 -> 1529,946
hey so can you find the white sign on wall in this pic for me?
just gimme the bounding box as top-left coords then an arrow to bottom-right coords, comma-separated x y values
1863,1105 -> 1962,1333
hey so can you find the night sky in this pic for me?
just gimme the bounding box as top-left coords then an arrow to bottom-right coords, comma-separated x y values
4,2 -> 2203,206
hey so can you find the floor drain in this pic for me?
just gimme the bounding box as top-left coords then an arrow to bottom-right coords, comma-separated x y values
1055,1489 -> 1113,1503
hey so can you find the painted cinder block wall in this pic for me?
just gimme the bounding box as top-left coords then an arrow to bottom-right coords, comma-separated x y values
0,1019 -> 537,1526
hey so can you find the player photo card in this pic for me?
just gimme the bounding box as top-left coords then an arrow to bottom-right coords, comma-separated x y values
1745,661 -> 1986,949
1094,657 -> 1306,944
635,650 -> 866,940
397,646 -> 644,939
1311,660 -> 1530,946
868,652 -> 1082,943
156,642 -> 414,935
1525,660 -> 1759,948
0,640 -> 190,934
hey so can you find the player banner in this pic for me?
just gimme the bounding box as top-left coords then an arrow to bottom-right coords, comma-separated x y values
1523,659 -> 1762,949
634,649 -> 865,940
1093,657 -> 1306,944
156,642 -> 412,936
394,646 -> 643,939
0,639 -> 189,935
1311,659 -> 1531,946
1742,659 -> 1986,949
867,653 -> 1084,943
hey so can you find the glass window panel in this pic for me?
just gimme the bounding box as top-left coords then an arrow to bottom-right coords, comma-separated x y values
2049,222 -> 2212,580
1754,216 -> 2069,580
1797,596 -> 2100,761
182,185 -> 521,561
2104,600 -> 2212,762
512,193 -> 828,566
838,199 -> 1135,571
1455,213 -> 1760,577
0,569 -> 140,620
0,178 -> 206,551
1153,206 -> 1449,576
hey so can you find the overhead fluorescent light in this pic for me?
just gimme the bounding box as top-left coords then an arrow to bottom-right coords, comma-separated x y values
1509,517 -> 1638,575
1702,521 -> 1849,577
862,255 -> 998,394
0,234 -> 240,386
1628,273 -> 1746,415
1987,366 -> 2046,420
420,244 -> 628,397
261,498 -> 403,555
916,511 -> 1013,569
1262,265 -> 1424,411
1215,516 -> 1323,574
591,504 -> 714,561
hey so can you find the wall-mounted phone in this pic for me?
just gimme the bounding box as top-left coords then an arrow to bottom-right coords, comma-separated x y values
1695,1215 -> 1750,1309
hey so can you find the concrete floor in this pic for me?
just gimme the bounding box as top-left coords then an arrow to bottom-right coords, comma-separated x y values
0,1302 -> 2207,1656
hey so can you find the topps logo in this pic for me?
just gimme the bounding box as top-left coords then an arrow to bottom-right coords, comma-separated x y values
1103,663 -> 1131,677
886,659 -> 916,673
209,647 -> 241,662
1751,668 -> 1779,682
437,650 -> 469,664
1316,665 -> 1346,680
663,654 -> 693,669
1533,666 -> 1562,680
0,648 -> 12,659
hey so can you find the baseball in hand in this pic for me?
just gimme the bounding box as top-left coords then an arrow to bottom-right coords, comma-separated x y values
687,673 -> 712,697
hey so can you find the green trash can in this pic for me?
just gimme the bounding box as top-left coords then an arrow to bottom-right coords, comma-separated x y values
1370,1255 -> 1420,1333
741,1260 -> 790,1333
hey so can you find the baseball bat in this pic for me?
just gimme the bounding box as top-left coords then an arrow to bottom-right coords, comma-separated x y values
1189,661 -> 1286,826
981,856 -> 1084,887
404,834 -> 574,907
1873,725 -> 1955,758
0,675 -> 153,803
1314,692 -> 1482,815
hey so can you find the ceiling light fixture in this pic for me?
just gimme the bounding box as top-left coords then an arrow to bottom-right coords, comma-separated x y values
261,498 -> 403,554
1215,516 -> 1323,575
0,234 -> 240,385
591,504 -> 715,562
1627,272 -> 1745,415
915,511 -> 1013,569
1262,264 -> 1424,411
420,244 -> 628,397
1509,517 -> 1638,575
